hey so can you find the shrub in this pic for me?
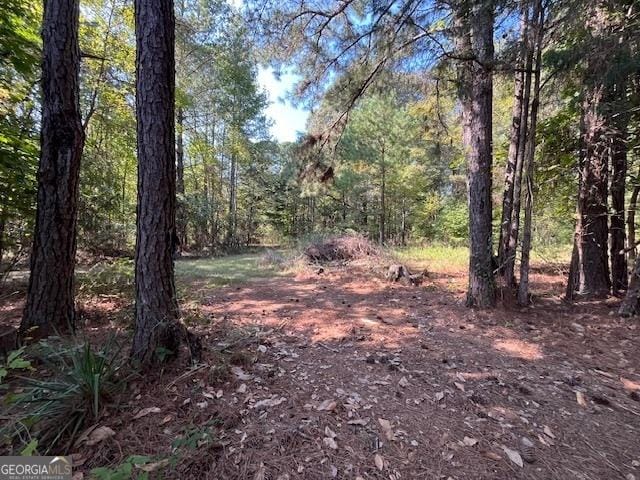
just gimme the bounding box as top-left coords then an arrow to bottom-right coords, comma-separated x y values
78,258 -> 134,298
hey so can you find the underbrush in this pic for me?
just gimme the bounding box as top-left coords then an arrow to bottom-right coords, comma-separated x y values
78,258 -> 134,299
0,337 -> 132,455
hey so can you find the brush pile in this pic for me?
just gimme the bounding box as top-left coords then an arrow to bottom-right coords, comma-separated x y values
303,233 -> 382,263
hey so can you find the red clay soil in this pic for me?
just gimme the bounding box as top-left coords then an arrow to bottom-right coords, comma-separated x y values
3,264 -> 640,480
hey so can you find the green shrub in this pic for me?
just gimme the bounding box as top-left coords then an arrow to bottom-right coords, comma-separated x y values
434,200 -> 468,244
78,258 -> 134,298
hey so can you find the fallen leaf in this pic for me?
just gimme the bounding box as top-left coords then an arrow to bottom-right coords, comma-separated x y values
399,376 -> 409,388
85,426 -> 115,446
237,383 -> 247,394
502,446 -> 524,468
435,391 -> 445,402
159,415 -> 173,425
378,418 -> 394,441
231,366 -> 253,381
463,436 -> 478,447
324,426 -> 336,438
347,418 -> 369,426
374,453 -> 384,471
543,425 -> 555,439
454,382 -> 465,392
133,406 -> 161,420
138,459 -> 169,472
482,450 -> 502,461
253,396 -> 286,409
323,437 -> 338,449
317,399 -> 337,411
576,391 -> 587,407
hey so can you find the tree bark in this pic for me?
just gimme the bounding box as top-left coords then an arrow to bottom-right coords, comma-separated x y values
379,147 -> 386,245
454,0 -> 496,308
227,151 -> 238,249
0,211 -> 5,266
619,255 -> 640,317
498,1 -> 530,280
131,0 -> 181,365
21,0 -> 85,338
517,0 -> 544,306
627,171 -> 640,263
176,106 -> 187,250
610,129 -> 628,294
573,87 -> 611,298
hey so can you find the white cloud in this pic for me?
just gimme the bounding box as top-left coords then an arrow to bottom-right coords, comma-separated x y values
257,67 -> 309,143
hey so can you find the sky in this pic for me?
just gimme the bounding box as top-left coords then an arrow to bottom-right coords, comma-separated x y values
256,67 -> 309,143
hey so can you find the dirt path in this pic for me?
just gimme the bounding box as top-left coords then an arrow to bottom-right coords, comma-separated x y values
103,265 -> 640,480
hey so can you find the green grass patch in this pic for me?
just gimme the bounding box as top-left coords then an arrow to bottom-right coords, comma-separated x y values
175,253 -> 283,288
392,244 -> 469,271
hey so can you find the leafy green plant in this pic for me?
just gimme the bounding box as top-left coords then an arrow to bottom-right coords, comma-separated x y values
1,337 -> 133,454
90,455 -> 153,480
0,347 -> 32,384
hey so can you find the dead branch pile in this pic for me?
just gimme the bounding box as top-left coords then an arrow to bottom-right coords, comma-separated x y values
303,234 -> 382,263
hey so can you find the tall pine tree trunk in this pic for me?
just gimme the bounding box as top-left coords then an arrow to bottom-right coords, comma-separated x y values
21,0 -> 84,338
455,0 -> 496,308
571,87 -> 611,298
131,0 -> 181,364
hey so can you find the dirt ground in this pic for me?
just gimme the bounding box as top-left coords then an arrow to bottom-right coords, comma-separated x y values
2,260 -> 640,479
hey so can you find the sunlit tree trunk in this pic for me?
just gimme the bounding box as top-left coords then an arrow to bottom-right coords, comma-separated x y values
131,0 -> 181,364
21,0 -> 85,338
499,1 -> 530,281
454,0 -> 496,308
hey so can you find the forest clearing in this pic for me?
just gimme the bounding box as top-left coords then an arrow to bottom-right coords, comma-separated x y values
2,0 -> 640,478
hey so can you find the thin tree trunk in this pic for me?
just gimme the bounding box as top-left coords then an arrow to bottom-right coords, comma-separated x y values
176,106 -> 186,250
504,5 -> 535,288
455,0 -> 496,308
227,151 -> 237,248
0,212 -> 5,266
610,130 -> 628,294
619,255 -> 640,317
379,147 -> 386,245
131,0 -> 181,365
517,0 -> 544,306
627,171 -> 640,263
21,0 -> 85,338
498,1 -> 529,274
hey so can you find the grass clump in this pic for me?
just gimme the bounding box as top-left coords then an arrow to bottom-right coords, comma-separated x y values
1,337 -> 132,454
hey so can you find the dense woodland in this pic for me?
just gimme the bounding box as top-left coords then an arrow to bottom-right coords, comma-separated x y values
1,0 -> 640,473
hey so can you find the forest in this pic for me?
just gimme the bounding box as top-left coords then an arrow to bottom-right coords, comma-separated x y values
1,0 -> 640,478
